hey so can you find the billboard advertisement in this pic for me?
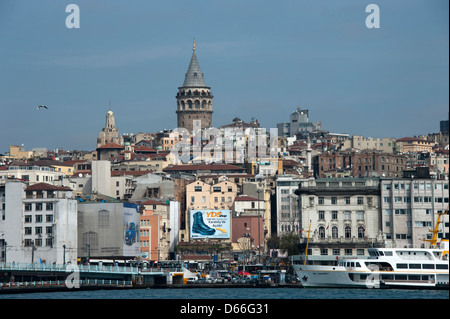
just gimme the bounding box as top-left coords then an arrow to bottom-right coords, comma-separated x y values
123,202 -> 141,256
190,210 -> 231,239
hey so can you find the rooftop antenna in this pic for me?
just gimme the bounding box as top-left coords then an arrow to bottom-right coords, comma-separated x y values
193,37 -> 196,52
109,98 -> 111,111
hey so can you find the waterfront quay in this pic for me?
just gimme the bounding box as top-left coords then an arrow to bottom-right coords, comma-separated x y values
0,262 -> 164,294
0,262 -> 299,294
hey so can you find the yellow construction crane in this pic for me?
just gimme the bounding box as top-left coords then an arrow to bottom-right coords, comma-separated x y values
423,206 -> 449,257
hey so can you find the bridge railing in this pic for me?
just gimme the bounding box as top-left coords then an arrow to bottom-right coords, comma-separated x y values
0,262 -> 165,274
0,279 -> 133,289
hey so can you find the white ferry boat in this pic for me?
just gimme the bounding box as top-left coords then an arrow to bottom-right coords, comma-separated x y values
293,212 -> 449,289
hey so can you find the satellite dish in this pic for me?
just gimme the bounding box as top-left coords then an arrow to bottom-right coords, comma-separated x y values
255,174 -> 265,181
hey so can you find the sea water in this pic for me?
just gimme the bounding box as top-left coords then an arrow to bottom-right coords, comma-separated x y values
1,287 -> 447,299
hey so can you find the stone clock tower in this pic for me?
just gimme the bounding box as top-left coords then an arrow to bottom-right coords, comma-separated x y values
176,40 -> 213,132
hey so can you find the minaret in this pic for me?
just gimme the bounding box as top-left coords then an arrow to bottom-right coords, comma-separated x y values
306,134 -> 312,174
176,39 -> 213,132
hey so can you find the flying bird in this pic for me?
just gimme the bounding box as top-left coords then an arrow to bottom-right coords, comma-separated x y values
37,105 -> 48,110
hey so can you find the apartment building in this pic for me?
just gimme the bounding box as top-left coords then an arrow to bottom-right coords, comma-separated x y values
295,178 -> 384,263
77,202 -> 141,262
315,150 -> 407,178
275,175 -> 305,235
380,178 -> 449,248
0,181 -> 77,264
396,137 -> 434,153
0,163 -> 65,185
186,179 -> 238,212
139,200 -> 180,261
342,135 -> 396,153
184,179 -> 237,241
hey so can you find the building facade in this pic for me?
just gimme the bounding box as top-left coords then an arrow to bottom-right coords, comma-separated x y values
186,179 -> 238,213
295,178 -> 384,263
0,163 -> 65,185
396,137 -> 434,153
380,178 -> 449,249
315,150 -> 407,178
176,40 -> 213,132
0,181 -> 77,264
275,175 -> 305,235
139,200 -> 180,261
77,202 -> 141,261
277,106 -> 321,138
341,135 -> 396,153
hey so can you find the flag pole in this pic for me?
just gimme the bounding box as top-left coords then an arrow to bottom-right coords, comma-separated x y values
304,220 -> 311,265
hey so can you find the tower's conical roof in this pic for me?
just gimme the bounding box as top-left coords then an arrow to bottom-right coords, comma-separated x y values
182,41 -> 208,88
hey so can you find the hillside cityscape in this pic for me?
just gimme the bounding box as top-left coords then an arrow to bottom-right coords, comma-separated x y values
0,42 -> 449,275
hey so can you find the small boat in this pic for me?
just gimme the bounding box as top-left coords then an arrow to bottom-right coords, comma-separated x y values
293,210 -> 449,289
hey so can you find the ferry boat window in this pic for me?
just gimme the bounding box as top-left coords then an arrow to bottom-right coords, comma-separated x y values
385,251 -> 393,256
436,264 -> 449,270
397,263 -> 408,269
355,262 -> 361,268
409,275 -> 420,281
395,275 -> 407,280
422,264 -> 435,269
409,264 -> 421,269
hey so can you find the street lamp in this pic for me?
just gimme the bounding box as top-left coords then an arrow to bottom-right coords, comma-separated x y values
257,189 -> 262,264
0,233 -> 6,263
31,240 -> 36,264
255,174 -> 265,265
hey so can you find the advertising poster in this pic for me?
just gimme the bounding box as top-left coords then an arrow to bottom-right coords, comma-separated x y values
190,210 -> 231,239
123,203 -> 141,256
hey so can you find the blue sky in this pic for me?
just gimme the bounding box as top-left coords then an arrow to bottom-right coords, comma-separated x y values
0,0 -> 448,153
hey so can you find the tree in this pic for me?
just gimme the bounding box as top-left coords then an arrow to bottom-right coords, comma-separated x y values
280,232 -> 300,256
266,234 -> 280,250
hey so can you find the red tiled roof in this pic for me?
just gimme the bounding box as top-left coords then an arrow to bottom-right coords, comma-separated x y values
70,170 -> 91,177
282,159 -> 301,167
396,137 -> 431,143
197,174 -> 255,179
140,200 -> 168,206
97,143 -> 124,149
234,195 -> 259,202
110,170 -> 153,176
25,183 -> 71,191
134,145 -> 156,152
30,159 -> 74,167
164,164 -> 246,172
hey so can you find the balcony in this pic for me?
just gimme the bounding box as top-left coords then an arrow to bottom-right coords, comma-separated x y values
25,190 -> 67,200
298,236 -> 384,248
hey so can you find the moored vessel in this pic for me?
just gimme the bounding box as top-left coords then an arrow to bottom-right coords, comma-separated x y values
293,210 -> 449,289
